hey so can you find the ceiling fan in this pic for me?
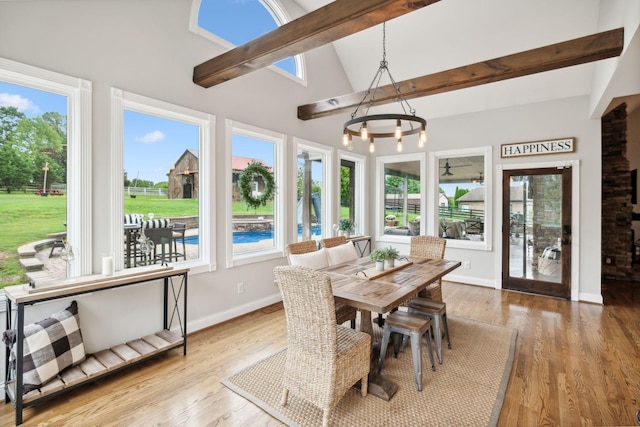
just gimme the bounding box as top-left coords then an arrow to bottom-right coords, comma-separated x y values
441,159 -> 471,176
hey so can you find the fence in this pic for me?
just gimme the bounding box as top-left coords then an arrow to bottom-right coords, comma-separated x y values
126,187 -> 168,197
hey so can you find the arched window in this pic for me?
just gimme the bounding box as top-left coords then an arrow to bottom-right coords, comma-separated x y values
193,0 -> 303,80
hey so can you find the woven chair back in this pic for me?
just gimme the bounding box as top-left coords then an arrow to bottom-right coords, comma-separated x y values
273,265 -> 337,355
320,236 -> 347,248
286,240 -> 318,256
410,235 -> 446,259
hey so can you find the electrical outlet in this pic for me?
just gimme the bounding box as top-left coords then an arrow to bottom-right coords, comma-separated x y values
462,261 -> 470,269
237,282 -> 244,294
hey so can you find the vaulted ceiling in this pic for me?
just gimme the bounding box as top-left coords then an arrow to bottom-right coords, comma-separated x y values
194,0 -> 638,123
291,0 -> 634,120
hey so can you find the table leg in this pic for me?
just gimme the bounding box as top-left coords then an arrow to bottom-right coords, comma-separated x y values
358,309 -> 398,401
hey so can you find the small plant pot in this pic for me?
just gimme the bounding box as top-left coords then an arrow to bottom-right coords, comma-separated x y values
384,259 -> 395,269
375,260 -> 385,271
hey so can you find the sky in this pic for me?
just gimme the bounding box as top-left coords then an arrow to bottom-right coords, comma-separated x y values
0,82 -> 67,118
198,0 -> 295,74
0,1 -> 288,185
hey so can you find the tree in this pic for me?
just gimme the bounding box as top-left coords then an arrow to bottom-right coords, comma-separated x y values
340,166 -> 351,206
0,106 -> 25,141
0,107 -> 68,192
0,141 -> 34,192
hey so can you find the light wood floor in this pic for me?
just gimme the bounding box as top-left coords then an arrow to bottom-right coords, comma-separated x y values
2,279 -> 639,426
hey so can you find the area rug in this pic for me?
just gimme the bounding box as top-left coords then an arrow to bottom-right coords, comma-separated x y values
222,316 -> 517,427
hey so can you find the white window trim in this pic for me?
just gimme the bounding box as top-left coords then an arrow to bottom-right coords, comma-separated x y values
188,0 -> 307,86
110,88 -> 214,274
293,137 -> 334,239
376,152 -> 427,244
0,57 -> 92,279
429,146 -> 493,251
338,150 -> 368,238
225,119 -> 285,267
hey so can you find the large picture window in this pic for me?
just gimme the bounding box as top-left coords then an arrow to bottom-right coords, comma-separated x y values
111,89 -> 212,273
192,0 -> 304,81
226,120 -> 284,266
376,153 -> 426,242
295,139 -> 332,242
339,151 -> 367,237
430,146 -> 492,250
0,58 -> 91,285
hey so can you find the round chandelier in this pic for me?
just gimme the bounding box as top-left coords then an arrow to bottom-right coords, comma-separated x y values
343,23 -> 427,153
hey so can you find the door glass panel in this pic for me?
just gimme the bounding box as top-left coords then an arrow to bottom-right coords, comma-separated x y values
508,174 -> 562,283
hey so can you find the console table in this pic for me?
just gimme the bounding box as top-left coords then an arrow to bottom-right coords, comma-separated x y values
3,265 -> 188,425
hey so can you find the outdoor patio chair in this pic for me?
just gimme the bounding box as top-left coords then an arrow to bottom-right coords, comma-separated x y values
172,222 -> 187,261
273,265 -> 370,427
141,219 -> 173,265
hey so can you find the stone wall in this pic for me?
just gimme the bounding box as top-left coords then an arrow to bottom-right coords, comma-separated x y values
601,103 -> 634,279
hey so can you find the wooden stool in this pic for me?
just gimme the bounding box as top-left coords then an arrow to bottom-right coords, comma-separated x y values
378,311 -> 435,391
408,298 -> 451,364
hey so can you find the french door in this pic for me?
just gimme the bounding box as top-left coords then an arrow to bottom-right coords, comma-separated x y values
502,167 -> 572,298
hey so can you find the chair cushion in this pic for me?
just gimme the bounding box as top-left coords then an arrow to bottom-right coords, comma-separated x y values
3,301 -> 86,393
289,248 -> 329,270
326,242 -> 358,265
144,219 -> 171,229
124,213 -> 143,225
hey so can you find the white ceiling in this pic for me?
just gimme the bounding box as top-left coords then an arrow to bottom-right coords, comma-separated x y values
292,0 -> 631,121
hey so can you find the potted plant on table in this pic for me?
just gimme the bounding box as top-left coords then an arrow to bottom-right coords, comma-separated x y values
338,218 -> 356,239
383,246 -> 400,268
370,249 -> 387,271
385,214 -> 396,226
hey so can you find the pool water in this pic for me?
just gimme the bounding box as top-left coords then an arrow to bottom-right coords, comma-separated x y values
184,225 -> 322,245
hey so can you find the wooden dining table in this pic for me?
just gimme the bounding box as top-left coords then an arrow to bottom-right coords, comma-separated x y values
319,255 -> 461,400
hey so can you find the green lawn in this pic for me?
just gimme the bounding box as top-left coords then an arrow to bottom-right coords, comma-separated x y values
0,193 -> 277,288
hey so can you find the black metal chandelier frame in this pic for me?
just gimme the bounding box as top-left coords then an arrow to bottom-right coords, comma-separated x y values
343,23 -> 426,152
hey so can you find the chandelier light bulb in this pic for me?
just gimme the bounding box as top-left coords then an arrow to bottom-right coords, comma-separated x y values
369,138 -> 375,153
419,128 -> 427,148
395,119 -> 402,139
342,132 -> 350,147
397,138 -> 403,152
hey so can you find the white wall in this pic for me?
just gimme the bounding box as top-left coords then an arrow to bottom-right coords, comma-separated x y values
368,96 -> 602,301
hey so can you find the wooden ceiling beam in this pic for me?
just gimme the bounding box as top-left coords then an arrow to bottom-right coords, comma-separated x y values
193,0 -> 438,88
297,27 -> 624,120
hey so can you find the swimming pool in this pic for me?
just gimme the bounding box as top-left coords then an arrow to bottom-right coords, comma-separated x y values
184,225 -> 322,245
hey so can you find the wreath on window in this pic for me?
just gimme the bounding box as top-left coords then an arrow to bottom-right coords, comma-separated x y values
239,161 -> 276,210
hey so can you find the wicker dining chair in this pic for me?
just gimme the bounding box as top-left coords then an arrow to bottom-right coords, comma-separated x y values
273,265 -> 370,427
407,234 -> 451,363
285,241 -> 358,327
319,235 -> 347,248
409,235 -> 447,302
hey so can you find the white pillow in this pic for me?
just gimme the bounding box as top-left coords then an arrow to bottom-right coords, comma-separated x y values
288,248 -> 329,270
326,242 -> 358,266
